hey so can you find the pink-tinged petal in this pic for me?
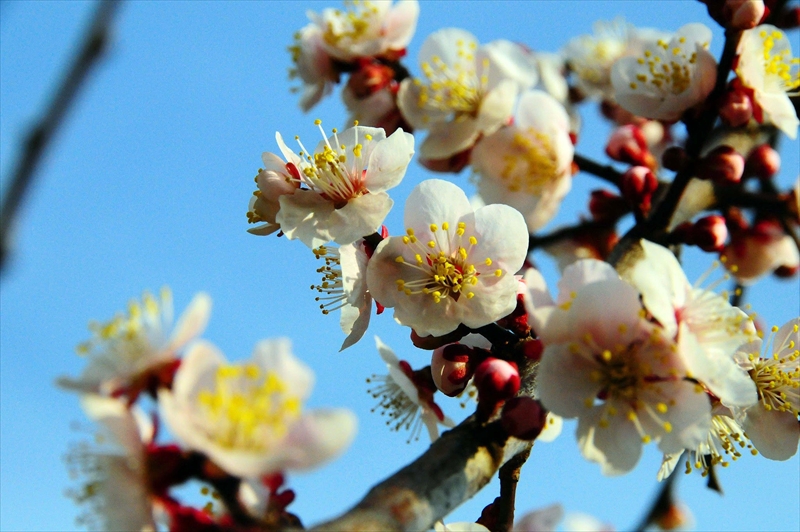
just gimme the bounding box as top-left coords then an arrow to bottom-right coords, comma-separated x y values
397,79 -> 449,130
478,40 -> 538,91
476,80 -> 517,135
471,203 -> 528,273
516,90 -> 569,133
328,192 -> 393,245
277,190 -> 335,248
657,452 -> 683,481
422,409 -> 443,442
457,272 -> 519,330
364,128 -> 415,192
522,268 -> 555,310
759,92 -> 799,139
252,338 -> 315,401
420,119 -> 481,159
741,408 -> 799,460
275,132 -> 302,167
261,152 -> 291,176
514,503 -> 564,532
643,379 -> 712,454
404,180 -> 473,234
365,238 -> 406,310
382,0 -> 419,50
165,292 -> 211,353
555,258 -> 618,306
280,409 -> 358,470
578,405 -> 643,475
568,279 -> 644,349
537,344 -> 601,418
530,305 -> 569,345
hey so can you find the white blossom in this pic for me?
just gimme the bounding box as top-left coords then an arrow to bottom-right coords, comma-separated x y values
288,24 -> 339,112
562,17 -> 633,100
158,339 -> 356,478
367,179 -> 529,337
472,90 -> 574,232
611,23 -> 717,121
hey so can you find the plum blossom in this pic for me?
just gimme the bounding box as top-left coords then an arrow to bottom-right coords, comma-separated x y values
58,289 -> 211,397
66,395 -> 157,531
735,25 -> 800,139
310,239 -> 374,350
514,503 -> 611,532
368,337 -> 455,442
247,152 -> 301,236
731,318 -> 800,460
288,24 -> 339,112
472,90 -> 574,232
611,23 -> 717,121
366,179 -> 529,337
271,120 -> 414,248
618,239 -> 758,407
158,339 -> 356,478
397,28 -> 538,160
308,0 -> 419,62
524,260 -> 711,475
721,218 -> 800,284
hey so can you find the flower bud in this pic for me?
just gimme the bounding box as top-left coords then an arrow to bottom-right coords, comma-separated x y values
723,0 -> 766,29
746,144 -> 780,180
606,125 -> 656,169
621,166 -> 659,216
474,358 -> 520,421
722,218 -> 800,283
419,148 -> 472,174
692,215 -> 729,252
521,338 -> 544,362
589,189 -> 629,222
431,343 -> 474,396
699,145 -> 744,184
346,60 -> 395,99
501,397 -> 548,440
661,146 -> 689,172
719,88 -> 754,127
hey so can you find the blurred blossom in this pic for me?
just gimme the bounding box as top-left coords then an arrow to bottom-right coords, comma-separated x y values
367,179 -> 529,337
472,90 -> 574,232
58,290 -> 211,397
398,28 -> 538,160
514,503 -> 612,532
159,339 -> 356,478
721,218 -> 800,284
611,23 -> 717,121
268,120 -> 414,248
735,24 -> 800,139
288,24 -> 339,112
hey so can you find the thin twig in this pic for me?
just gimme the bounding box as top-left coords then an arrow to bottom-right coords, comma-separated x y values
528,220 -> 613,251
495,449 -> 531,532
632,467 -> 678,532
573,153 -> 624,188
0,0 -> 122,273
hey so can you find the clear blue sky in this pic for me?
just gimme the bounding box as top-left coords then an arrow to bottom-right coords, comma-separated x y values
1,1 -> 798,531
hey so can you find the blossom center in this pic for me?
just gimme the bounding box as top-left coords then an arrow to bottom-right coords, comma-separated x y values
197,364 -> 302,451
393,222 -> 502,303
416,40 -> 487,119
322,0 -> 382,47
628,37 -> 703,95
757,29 -> 800,93
685,414 -> 756,476
500,128 -> 560,193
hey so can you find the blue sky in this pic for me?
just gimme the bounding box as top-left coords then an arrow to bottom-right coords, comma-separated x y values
1,1 -> 798,531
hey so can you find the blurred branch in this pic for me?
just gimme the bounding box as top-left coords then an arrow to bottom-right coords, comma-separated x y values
0,0 -> 122,274
632,469 -> 678,532
573,153 -> 623,188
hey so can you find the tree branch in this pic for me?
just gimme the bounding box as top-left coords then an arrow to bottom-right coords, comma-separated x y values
573,153 -> 624,188
495,449 -> 531,532
0,0 -> 122,273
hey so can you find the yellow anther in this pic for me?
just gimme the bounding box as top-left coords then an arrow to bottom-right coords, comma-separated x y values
469,236 -> 478,245
430,224 -> 438,232
427,241 -> 436,249
395,256 -> 405,263
442,222 -> 449,230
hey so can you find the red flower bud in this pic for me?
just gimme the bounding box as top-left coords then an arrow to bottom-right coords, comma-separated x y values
606,125 -> 656,169
746,144 -> 780,180
699,145 -> 744,184
719,88 -> 754,127
621,166 -> 659,216
723,0 -> 766,29
521,338 -> 544,362
474,358 -> 520,421
691,215 -> 729,252
431,344 -> 474,396
419,148 -> 472,174
589,189 -> 629,222
501,397 -> 548,440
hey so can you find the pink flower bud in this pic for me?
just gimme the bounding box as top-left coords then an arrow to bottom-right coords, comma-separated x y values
723,0 -> 766,29
621,166 -> 659,216
589,189 -> 629,222
431,344 -> 474,396
699,145 -> 745,184
500,397 -> 548,440
746,144 -> 781,180
606,125 -> 656,169
692,215 -> 729,252
474,358 -> 520,421
719,88 -> 754,127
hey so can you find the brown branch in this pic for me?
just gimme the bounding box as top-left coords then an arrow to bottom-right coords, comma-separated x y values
608,29 -> 743,266
573,153 -> 624,188
0,0 -> 123,273
632,468 -> 679,532
495,449 -> 531,532
529,220 -> 613,251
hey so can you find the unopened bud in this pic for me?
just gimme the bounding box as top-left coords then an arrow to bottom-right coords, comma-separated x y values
719,88 -> 754,127
419,148 -> 472,174
521,338 -> 544,362
774,263 -> 800,278
746,144 -> 780,180
661,146 -> 689,172
692,215 -> 729,252
589,189 -> 629,222
699,145 -> 744,184
346,60 -> 395,99
474,358 -> 520,421
621,166 -> 659,216
723,0 -> 766,29
606,125 -> 656,169
501,397 -> 548,440
431,344 -> 474,396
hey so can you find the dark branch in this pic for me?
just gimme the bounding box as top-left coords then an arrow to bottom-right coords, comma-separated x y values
495,449 -> 531,532
632,467 -> 678,532
0,0 -> 123,273
573,153 -> 624,188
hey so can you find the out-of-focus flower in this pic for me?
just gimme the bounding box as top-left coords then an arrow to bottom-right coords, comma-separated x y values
311,240 -> 373,350
722,218 -> 800,284
611,23 -> 717,121
731,318 -> 800,460
513,503 -> 612,532
159,339 -> 356,478
369,337 -> 454,441
725,0 -> 766,30
288,25 -> 339,112
271,120 -> 414,248
435,521 -> 490,532
66,395 -> 157,531
735,24 -> 800,139
367,179 -> 528,337
525,260 -> 711,475
618,239 -> 758,407
309,0 -> 419,62
58,290 -> 211,397
471,90 -> 574,232
398,28 -> 537,160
